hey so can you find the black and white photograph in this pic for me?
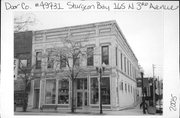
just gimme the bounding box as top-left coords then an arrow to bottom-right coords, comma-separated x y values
1,1 -> 179,118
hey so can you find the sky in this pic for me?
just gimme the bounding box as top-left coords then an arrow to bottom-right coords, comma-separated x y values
15,11 -> 164,78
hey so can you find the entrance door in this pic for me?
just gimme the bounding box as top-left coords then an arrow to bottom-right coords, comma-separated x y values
34,89 -> 39,108
76,78 -> 88,109
77,92 -> 83,108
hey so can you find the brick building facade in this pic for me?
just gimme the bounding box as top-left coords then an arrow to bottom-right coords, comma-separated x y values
28,21 -> 140,110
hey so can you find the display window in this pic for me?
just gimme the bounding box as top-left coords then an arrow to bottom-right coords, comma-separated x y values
101,77 -> 110,104
90,77 -> 99,104
58,79 -> 69,104
45,79 -> 56,104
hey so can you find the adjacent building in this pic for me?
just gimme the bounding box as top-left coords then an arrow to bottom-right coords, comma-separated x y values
14,31 -> 33,106
28,21 -> 140,110
14,31 -> 33,71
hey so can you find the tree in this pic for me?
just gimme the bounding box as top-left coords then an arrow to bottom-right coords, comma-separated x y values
15,58 -> 36,112
14,13 -> 38,33
43,38 -> 90,113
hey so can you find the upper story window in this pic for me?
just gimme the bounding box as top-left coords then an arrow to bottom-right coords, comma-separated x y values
125,83 -> 127,92
102,46 -> 109,65
36,52 -> 42,69
130,63 -> 132,77
19,59 -> 29,68
87,47 -> 94,66
47,51 -> 54,69
121,53 -> 123,71
74,57 -> 80,67
18,54 -> 31,68
127,60 -> 129,75
124,56 -> 126,73
73,49 -> 80,67
60,55 -> 66,68
116,47 -> 118,66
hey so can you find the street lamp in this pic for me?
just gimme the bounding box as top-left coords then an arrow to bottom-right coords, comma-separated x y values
140,70 -> 146,114
96,62 -> 106,114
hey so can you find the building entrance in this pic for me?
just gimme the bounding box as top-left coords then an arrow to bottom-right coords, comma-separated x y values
34,89 -> 39,108
76,78 -> 88,108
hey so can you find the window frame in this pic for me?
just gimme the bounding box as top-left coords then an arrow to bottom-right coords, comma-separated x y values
121,53 -> 123,71
57,79 -> 70,105
120,81 -> 123,91
115,47 -> 118,66
101,77 -> 110,105
125,83 -> 127,93
45,79 -> 57,105
124,56 -> 126,73
87,47 -> 94,66
47,50 -> 55,69
101,45 -> 109,65
35,51 -> 42,69
90,77 -> 99,105
127,60 -> 129,75
60,55 -> 66,68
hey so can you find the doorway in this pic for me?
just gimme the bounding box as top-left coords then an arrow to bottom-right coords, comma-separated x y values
34,89 -> 39,109
76,78 -> 88,109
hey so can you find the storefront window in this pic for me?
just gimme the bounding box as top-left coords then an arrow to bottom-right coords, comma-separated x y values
45,79 -> 56,104
101,77 -> 110,104
84,78 -> 87,89
90,77 -> 99,104
58,79 -> 69,104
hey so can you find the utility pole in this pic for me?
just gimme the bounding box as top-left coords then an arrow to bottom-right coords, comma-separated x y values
141,72 -> 146,114
99,69 -> 103,114
158,77 -> 161,110
152,64 -> 156,107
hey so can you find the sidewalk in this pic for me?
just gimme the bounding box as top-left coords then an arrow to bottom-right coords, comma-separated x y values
14,104 -> 157,116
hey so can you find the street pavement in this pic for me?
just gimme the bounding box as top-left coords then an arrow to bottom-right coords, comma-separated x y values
14,104 -> 161,116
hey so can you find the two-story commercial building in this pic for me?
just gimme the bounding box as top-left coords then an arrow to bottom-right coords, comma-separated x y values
28,20 -> 140,111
